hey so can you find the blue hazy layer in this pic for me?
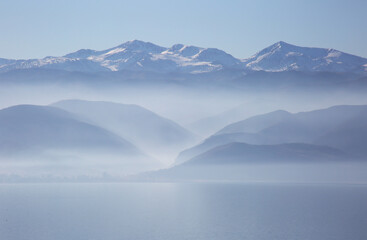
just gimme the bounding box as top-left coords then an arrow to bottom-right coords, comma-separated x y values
0,183 -> 366,240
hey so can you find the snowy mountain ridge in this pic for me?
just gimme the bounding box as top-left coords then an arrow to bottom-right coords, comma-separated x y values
0,40 -> 366,74
242,41 -> 367,73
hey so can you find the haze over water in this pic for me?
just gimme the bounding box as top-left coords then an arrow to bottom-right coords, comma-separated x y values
1,183 -> 366,240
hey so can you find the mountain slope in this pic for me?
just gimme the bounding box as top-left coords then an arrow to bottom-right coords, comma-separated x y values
184,142 -> 350,165
175,132 -> 266,165
137,142 -> 357,182
177,105 -> 367,164
0,104 -> 162,176
315,110 -> 367,156
0,105 -> 140,156
257,105 -> 367,148
51,100 -> 199,160
217,105 -> 367,139
217,110 -> 293,135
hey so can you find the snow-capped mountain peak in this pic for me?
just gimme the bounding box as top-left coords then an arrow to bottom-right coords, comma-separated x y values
243,41 -> 367,73
164,44 -> 203,57
64,49 -> 98,59
115,40 -> 166,53
0,40 -> 366,74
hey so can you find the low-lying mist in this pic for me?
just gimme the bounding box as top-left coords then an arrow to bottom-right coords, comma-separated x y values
1,74 -> 367,183
138,162 -> 367,184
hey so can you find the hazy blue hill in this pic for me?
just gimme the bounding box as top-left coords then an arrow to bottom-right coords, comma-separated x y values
216,105 -> 367,143
315,111 -> 367,156
0,105 -> 140,156
257,105 -> 367,148
217,110 -> 293,135
187,100 -> 278,137
137,142 -> 358,182
184,142 -> 350,165
0,104 -> 166,176
175,133 -> 264,165
51,100 -> 199,159
177,105 -> 367,164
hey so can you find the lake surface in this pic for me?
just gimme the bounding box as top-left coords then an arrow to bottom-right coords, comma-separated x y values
0,182 -> 366,240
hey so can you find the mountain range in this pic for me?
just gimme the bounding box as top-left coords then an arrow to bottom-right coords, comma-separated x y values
134,105 -> 367,182
175,105 -> 367,165
0,100 -> 200,176
1,102 -> 367,181
1,40 -> 367,181
1,40 -> 366,75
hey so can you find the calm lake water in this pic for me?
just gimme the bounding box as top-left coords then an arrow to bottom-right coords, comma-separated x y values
0,182 -> 366,240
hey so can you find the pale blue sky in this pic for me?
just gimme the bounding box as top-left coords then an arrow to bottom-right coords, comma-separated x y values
0,0 -> 366,59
